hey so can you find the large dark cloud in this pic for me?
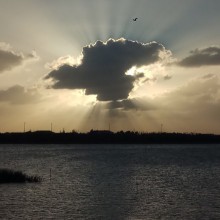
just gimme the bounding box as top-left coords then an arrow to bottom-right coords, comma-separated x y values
0,85 -> 40,105
45,38 -> 167,101
178,46 -> 220,67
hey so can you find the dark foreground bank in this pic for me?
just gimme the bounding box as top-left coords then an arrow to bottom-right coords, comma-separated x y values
0,169 -> 41,183
0,130 -> 220,144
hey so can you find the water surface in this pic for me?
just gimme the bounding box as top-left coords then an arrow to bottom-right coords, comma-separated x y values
1,144 -> 220,219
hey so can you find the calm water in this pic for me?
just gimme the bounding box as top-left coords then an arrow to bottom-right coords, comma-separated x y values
0,144 -> 220,220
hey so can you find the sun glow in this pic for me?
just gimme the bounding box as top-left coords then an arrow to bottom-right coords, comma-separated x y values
125,66 -> 136,76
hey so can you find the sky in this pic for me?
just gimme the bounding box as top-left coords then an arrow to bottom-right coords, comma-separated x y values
0,0 -> 220,134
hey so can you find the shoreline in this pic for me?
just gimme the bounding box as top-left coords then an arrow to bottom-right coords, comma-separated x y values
0,130 -> 220,144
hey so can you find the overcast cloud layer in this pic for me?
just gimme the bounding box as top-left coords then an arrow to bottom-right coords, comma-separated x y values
45,38 -> 168,101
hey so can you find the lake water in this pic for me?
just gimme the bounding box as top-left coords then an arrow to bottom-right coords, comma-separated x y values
0,144 -> 220,220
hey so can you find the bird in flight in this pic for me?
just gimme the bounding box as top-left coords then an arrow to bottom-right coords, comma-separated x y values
133,18 -> 138,21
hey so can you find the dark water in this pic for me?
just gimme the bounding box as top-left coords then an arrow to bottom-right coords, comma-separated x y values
0,144 -> 220,220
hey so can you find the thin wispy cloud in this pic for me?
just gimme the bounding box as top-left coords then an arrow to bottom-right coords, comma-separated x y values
0,85 -> 41,105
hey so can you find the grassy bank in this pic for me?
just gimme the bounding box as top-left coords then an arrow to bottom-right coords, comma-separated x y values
0,169 -> 42,183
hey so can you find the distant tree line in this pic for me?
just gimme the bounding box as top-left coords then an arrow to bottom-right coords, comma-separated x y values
0,130 -> 220,144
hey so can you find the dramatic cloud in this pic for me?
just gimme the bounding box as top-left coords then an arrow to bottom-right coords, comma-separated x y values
0,85 -> 41,105
178,46 -> 220,67
45,38 -> 168,101
45,55 -> 78,70
0,42 -> 38,73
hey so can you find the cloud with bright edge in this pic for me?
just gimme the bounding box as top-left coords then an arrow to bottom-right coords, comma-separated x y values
107,98 -> 157,111
0,42 -> 39,73
45,38 -> 170,101
178,46 -> 220,67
